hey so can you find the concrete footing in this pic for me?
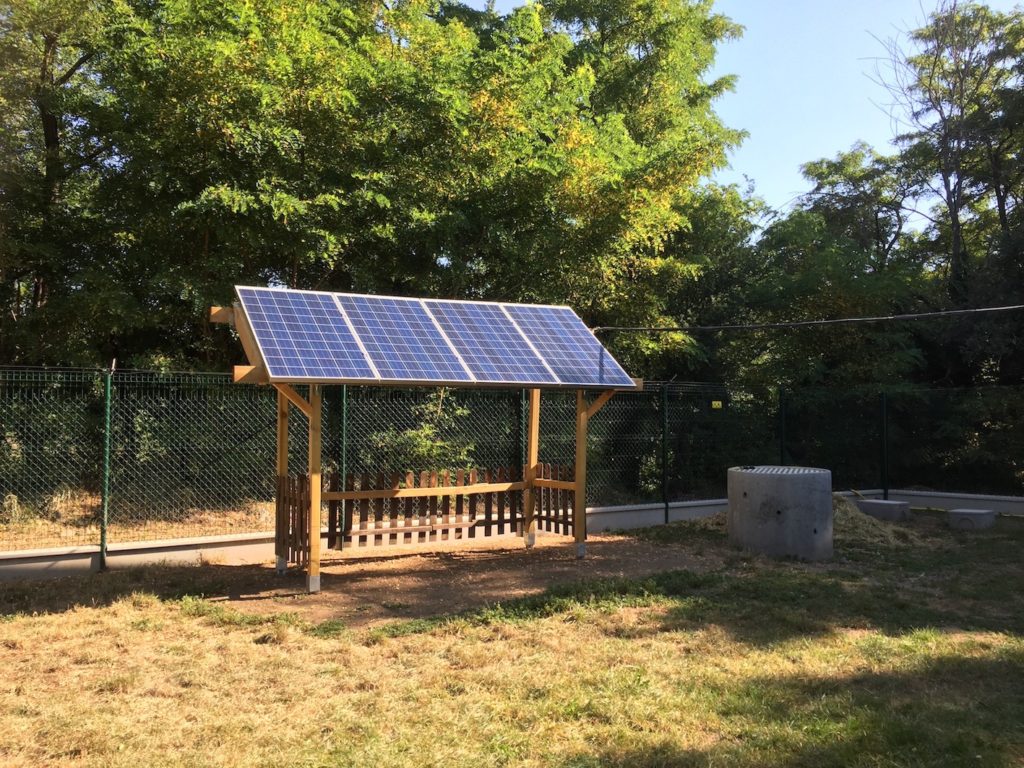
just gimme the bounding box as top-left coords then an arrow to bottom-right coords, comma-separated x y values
524,532 -> 536,548
948,508 -> 996,530
575,542 -> 586,559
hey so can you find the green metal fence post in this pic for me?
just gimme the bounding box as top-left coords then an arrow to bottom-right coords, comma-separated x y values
341,384 -> 348,484
99,362 -> 114,571
880,391 -> 889,500
778,386 -> 787,466
661,382 -> 669,525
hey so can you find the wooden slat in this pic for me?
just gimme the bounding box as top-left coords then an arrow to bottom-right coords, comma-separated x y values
428,470 -> 439,542
344,520 -> 478,536
373,472 -> 385,546
327,471 -> 339,549
344,473 -> 354,540
404,472 -> 415,545
360,475 -> 372,548
441,470 -> 451,541
322,481 -> 525,501
455,468 -> 465,540
467,468 -> 478,539
559,464 -> 569,536
486,468 -> 498,535
503,466 -> 513,535
534,477 -> 576,491
418,471 -> 429,544
388,472 -> 402,545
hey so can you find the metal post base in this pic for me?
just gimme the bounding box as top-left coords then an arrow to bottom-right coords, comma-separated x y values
275,556 -> 287,576
576,542 -> 586,559
524,532 -> 536,548
306,574 -> 321,594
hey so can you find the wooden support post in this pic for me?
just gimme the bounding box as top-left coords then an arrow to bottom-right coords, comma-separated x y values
574,390 -> 588,559
522,388 -> 541,548
275,389 -> 289,574
307,384 -> 323,593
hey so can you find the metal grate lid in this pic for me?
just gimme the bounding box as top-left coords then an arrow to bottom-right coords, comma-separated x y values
730,465 -> 830,476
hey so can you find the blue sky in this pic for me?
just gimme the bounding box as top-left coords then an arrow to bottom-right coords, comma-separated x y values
467,0 -> 1020,211
709,0 -> 1020,210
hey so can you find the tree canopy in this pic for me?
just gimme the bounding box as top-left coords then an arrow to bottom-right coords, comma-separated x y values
0,0 -> 739,368
1,0 -> 1022,390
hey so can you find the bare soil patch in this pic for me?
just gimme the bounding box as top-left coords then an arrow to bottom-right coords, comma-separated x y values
215,532 -> 727,627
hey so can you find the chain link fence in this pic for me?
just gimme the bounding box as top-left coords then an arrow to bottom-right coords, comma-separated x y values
2,367 -> 1023,552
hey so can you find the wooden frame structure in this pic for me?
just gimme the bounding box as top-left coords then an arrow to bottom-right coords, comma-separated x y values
212,304 -> 636,593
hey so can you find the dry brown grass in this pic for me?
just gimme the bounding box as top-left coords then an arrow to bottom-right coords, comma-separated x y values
0,494 -> 273,551
1,514 -> 1022,767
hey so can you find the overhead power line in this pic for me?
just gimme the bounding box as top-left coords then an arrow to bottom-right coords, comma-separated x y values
591,304 -> 1024,335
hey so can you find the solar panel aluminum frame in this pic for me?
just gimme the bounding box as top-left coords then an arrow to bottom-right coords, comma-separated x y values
233,286 -> 638,390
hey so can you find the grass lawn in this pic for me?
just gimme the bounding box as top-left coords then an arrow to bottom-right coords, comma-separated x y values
1,504 -> 1022,767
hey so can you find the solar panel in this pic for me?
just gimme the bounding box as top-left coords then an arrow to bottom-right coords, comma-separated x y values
237,287 -> 376,381
233,287 -> 635,389
335,295 -> 473,384
502,304 -> 635,388
424,300 -> 557,384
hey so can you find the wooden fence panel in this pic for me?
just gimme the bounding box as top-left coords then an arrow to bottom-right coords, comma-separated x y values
277,464 -> 577,564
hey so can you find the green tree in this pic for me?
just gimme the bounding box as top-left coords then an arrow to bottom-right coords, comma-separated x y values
0,0 -> 742,369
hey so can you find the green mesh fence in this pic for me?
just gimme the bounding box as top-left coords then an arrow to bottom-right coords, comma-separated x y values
0,369 -> 105,550
666,385 -> 779,501
2,367 -> 1023,554
781,388 -> 883,492
886,387 -> 1024,495
108,372 -> 279,543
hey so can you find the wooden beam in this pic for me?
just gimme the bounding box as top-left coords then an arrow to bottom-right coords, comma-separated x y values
322,481 -> 525,502
342,520 -> 482,536
231,302 -> 266,371
209,306 -> 234,324
585,390 -> 616,420
574,390 -> 588,558
522,388 -> 541,548
233,364 -> 269,384
533,477 -> 576,491
273,383 -> 313,418
307,384 -> 322,593
275,390 -> 289,574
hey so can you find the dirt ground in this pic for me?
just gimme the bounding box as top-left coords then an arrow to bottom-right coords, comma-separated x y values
0,530 -> 727,622
208,533 -> 727,627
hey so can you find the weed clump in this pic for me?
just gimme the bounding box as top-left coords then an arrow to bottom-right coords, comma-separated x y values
832,495 -> 920,549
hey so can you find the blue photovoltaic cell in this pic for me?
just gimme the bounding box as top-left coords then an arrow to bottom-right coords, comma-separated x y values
235,286 -> 635,387
503,304 -> 635,388
424,300 -> 557,384
237,287 -> 375,380
335,295 -> 473,383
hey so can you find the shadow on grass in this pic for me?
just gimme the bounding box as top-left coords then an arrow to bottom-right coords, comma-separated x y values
0,562 -> 304,616
368,553 -> 1024,645
555,651 -> 1024,768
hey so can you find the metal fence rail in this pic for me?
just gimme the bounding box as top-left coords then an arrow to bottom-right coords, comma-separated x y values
2,367 -> 1023,553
